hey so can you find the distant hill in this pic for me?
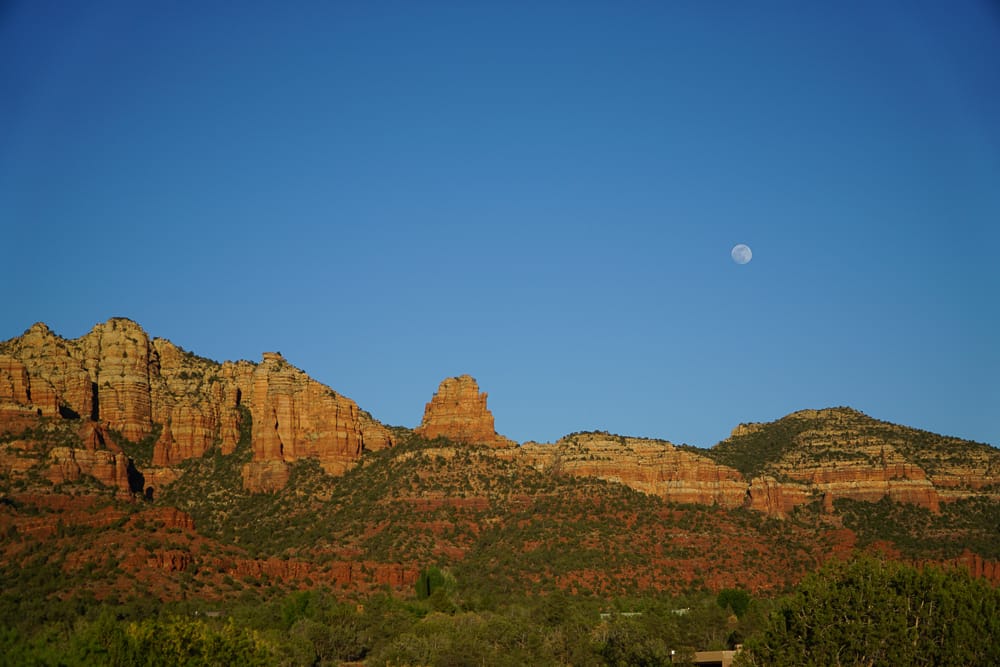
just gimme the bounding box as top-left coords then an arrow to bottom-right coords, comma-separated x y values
1,318 -> 997,615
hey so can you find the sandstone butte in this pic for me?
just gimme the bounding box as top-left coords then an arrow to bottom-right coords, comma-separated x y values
1,319 -> 998,516
414,374 -> 517,449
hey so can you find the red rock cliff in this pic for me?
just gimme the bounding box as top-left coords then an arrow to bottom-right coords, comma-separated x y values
415,375 -> 516,448
240,352 -> 394,492
0,319 -> 394,495
519,433 -> 747,507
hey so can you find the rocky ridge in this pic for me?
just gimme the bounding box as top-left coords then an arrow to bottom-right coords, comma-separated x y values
513,408 -> 998,517
518,434 -> 748,508
1,320 -> 997,515
0,319 -> 393,495
1,318 -> 999,607
709,408 -> 998,514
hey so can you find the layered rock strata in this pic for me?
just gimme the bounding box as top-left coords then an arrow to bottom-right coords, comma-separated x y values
1,321 -> 996,516
239,352 -> 393,491
415,375 -> 516,448
721,408 -> 1000,514
0,319 -> 394,494
520,433 -> 746,506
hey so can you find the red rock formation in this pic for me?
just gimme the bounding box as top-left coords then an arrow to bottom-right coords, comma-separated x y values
4,323 -> 95,420
0,353 -> 59,422
45,446 -> 135,493
148,339 -> 247,464
520,433 -> 746,507
79,421 -> 115,451
2,321 -> 993,515
0,319 -> 396,494
945,551 -> 1000,585
415,375 -> 516,448
0,320 -> 246,467
0,404 -> 41,435
0,441 -> 40,476
152,405 -> 216,465
239,352 -> 395,491
125,550 -> 194,573
874,545 -> 1000,586
744,476 -> 813,516
2,502 -> 129,539
241,460 -> 292,493
0,354 -> 31,404
78,318 -> 155,441
126,507 -> 195,531
793,462 -> 940,513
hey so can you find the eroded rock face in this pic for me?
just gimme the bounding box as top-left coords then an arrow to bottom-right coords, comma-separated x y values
518,405 -> 1000,517
0,354 -> 31,405
0,319 -> 395,494
725,408 -> 965,514
520,433 -> 747,507
78,319 -> 155,441
45,446 -> 137,494
4,323 -> 95,420
1,321 -> 995,515
415,375 -> 516,448
744,476 -> 813,516
0,353 -> 60,423
148,340 -> 249,465
238,352 -> 395,492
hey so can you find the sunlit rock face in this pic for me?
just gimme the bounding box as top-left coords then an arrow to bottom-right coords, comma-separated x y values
239,351 -> 394,492
415,375 -> 516,448
519,433 -> 747,507
0,319 -> 394,494
0,321 -> 995,510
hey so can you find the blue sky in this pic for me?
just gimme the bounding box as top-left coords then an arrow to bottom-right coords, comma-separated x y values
2,1 -> 998,447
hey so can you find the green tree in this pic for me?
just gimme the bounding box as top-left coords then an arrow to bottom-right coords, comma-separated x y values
595,615 -> 675,667
415,565 -> 449,600
111,615 -> 272,666
737,556 -> 1000,666
716,588 -> 751,619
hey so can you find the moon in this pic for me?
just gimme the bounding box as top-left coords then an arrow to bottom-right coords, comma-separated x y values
731,244 -> 752,265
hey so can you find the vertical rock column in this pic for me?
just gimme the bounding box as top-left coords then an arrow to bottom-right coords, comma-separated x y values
415,375 -> 516,448
80,319 -> 154,441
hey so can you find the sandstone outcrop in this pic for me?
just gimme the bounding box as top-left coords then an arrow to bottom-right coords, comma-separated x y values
713,407 -> 1000,515
1,320 -> 995,516
78,319 -> 155,441
520,433 -> 747,507
0,353 -> 60,426
0,319 -> 395,495
128,507 -> 196,531
0,354 -> 31,405
517,405 -> 999,517
943,551 -> 1000,586
239,352 -> 394,492
2,323 -> 95,421
415,375 -> 516,448
744,476 -> 814,515
125,550 -> 194,573
45,446 -> 138,494
148,339 -> 248,465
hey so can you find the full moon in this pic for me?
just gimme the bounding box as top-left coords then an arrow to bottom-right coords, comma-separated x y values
731,244 -> 752,265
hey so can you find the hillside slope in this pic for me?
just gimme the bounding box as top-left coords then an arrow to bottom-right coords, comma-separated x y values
1,318 -> 997,615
